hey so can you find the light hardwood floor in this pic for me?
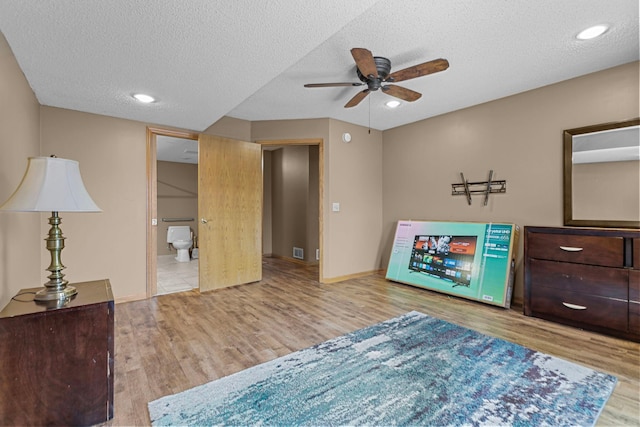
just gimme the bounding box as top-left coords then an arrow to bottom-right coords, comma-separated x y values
105,257 -> 640,426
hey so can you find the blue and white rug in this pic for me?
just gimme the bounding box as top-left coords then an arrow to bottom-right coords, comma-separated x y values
148,311 -> 617,426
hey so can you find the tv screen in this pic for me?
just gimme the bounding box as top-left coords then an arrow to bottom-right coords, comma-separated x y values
408,235 -> 477,287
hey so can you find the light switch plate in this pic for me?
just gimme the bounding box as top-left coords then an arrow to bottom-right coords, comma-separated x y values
332,202 -> 340,212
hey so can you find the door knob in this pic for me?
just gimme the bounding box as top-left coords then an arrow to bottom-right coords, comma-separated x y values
200,218 -> 208,224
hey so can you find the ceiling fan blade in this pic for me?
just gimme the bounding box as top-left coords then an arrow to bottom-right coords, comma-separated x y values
304,82 -> 364,88
382,84 -> 422,102
351,48 -> 378,79
387,58 -> 449,83
344,89 -> 371,108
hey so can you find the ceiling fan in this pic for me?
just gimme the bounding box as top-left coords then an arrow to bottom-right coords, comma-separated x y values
304,48 -> 449,108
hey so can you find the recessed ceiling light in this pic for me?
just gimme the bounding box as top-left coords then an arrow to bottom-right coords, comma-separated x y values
576,25 -> 608,40
385,100 -> 401,108
133,93 -> 156,103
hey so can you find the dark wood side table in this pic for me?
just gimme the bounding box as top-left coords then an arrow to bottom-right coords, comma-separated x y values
0,279 -> 114,426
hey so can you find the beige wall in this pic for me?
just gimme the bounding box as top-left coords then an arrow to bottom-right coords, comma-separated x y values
157,161 -> 198,256
0,32 -> 42,308
39,107 -> 150,301
203,116 -> 251,141
381,61 -> 639,305
327,120 -> 384,278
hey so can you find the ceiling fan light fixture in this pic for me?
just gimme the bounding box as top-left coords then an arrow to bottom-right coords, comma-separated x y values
385,100 -> 401,108
576,25 -> 608,40
304,48 -> 449,109
132,93 -> 156,103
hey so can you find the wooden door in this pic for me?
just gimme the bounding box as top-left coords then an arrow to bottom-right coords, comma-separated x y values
198,134 -> 262,292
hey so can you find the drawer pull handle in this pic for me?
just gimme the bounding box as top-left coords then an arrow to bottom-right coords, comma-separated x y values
559,246 -> 583,252
562,302 -> 587,310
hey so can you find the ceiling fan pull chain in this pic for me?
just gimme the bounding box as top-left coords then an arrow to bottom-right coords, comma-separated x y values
368,95 -> 371,134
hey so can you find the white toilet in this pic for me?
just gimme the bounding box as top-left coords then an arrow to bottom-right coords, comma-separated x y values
167,226 -> 193,262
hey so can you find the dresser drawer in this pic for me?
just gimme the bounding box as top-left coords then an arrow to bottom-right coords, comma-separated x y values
530,286 -> 628,331
529,258 -> 628,299
634,238 -> 640,270
527,232 -> 624,267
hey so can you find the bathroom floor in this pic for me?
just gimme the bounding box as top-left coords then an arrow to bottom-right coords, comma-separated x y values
157,255 -> 198,295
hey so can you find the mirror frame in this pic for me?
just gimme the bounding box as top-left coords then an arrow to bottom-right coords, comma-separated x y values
563,117 -> 640,229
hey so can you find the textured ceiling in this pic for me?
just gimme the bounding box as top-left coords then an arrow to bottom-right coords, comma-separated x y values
0,0 -> 638,135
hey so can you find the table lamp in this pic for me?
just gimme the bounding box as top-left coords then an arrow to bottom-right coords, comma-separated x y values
0,156 -> 101,302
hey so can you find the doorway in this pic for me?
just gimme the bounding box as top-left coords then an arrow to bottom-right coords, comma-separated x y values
156,136 -> 200,294
147,130 -> 324,297
146,127 -> 199,297
258,138 -> 323,283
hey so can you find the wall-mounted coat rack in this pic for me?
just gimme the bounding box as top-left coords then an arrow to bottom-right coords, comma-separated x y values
452,170 -> 506,206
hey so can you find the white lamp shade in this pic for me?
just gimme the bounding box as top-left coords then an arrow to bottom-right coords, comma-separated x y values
0,157 -> 101,212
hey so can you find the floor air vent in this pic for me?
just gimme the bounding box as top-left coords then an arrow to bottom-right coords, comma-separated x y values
293,247 -> 304,260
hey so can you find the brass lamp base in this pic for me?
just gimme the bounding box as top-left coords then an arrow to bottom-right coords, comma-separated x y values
34,284 -> 77,302
33,211 -> 78,303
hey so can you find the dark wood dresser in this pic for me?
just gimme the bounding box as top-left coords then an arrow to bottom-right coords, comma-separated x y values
0,279 -> 114,426
524,227 -> 640,342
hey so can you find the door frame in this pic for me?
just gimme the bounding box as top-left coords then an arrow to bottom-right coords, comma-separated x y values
146,127 -> 199,298
255,138 -> 324,282
147,132 -> 326,296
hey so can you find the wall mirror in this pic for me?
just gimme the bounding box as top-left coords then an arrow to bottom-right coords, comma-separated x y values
564,118 -> 640,229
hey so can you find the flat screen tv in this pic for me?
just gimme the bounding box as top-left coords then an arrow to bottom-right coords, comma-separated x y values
386,221 -> 519,308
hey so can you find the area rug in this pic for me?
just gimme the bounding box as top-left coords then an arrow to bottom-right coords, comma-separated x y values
148,311 -> 617,426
